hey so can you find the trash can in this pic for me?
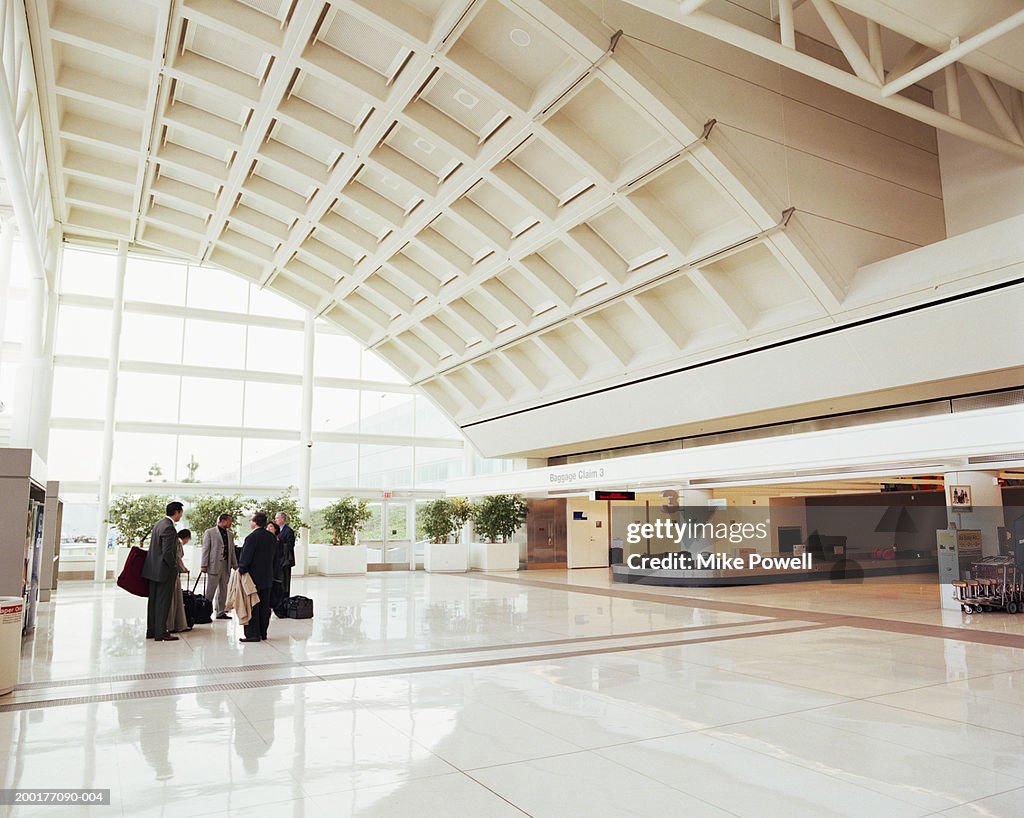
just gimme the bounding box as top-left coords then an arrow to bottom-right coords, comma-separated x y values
0,596 -> 24,695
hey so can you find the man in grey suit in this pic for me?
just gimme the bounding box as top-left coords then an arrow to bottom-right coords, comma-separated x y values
143,501 -> 184,642
200,513 -> 237,619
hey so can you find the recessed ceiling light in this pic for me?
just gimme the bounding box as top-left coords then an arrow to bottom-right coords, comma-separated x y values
509,28 -> 531,47
453,88 -> 478,109
413,137 -> 435,154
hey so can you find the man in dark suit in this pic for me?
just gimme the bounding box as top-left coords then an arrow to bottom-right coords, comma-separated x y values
238,512 -> 277,643
274,511 -> 296,597
143,501 -> 184,642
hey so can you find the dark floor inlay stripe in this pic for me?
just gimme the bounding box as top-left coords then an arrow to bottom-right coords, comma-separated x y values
1,622 -> 831,713
15,617 -> 780,692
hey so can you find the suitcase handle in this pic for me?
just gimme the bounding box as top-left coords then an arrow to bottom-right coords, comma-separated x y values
192,574 -> 203,595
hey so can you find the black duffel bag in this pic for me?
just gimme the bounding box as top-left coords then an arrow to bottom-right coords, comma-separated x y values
183,574 -> 213,625
285,595 -> 313,619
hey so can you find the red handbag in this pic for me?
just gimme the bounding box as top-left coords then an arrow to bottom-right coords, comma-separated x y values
117,546 -> 150,597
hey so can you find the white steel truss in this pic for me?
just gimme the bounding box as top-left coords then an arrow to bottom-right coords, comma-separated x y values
623,0 -> 1024,160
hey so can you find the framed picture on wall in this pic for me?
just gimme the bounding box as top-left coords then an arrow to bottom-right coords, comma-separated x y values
950,485 -> 973,512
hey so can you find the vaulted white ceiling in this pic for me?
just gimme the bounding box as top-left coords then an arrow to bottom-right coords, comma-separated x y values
18,0 -> 1024,439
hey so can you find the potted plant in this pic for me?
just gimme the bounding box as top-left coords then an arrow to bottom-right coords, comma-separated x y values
319,496 -> 372,575
449,497 -> 473,541
470,494 -> 527,571
106,493 -> 174,575
421,498 -> 468,573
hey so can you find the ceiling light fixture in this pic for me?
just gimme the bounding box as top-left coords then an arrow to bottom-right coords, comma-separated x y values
509,28 -> 531,47
413,137 -> 435,154
453,88 -> 479,109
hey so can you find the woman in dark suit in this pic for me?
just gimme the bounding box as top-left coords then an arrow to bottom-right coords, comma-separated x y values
266,521 -> 286,616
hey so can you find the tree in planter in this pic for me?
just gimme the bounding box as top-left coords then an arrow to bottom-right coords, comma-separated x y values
185,494 -> 248,540
421,499 -> 455,544
449,497 -> 473,539
107,494 -> 175,548
321,497 -> 372,546
471,494 -> 528,543
250,488 -> 307,537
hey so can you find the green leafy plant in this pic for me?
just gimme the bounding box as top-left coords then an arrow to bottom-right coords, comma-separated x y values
421,499 -> 455,544
106,494 -> 175,548
185,494 -> 248,540
449,497 -> 473,531
250,488 -> 307,537
321,496 -> 372,546
471,494 -> 527,543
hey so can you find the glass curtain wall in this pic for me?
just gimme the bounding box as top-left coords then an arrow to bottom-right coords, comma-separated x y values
46,244 -> 499,567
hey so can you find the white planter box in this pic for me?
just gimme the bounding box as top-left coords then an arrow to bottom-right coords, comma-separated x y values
469,541 -> 519,572
424,541 -> 468,573
320,543 -> 367,576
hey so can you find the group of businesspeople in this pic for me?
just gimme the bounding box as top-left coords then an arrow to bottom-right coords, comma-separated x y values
142,501 -> 297,643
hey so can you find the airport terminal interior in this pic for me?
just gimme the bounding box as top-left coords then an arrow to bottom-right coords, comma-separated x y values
2,0 -> 1024,815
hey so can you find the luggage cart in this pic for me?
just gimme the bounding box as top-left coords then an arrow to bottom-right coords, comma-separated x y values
952,557 -> 1022,614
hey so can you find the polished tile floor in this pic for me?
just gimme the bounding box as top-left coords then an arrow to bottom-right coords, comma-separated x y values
4,571 -> 1024,817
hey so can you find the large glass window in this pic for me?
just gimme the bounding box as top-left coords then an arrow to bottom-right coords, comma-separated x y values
246,325 -> 303,375
46,244 -> 513,561
243,381 -> 301,429
361,349 -> 405,383
126,254 -> 187,305
314,329 -> 361,378
241,438 -> 298,483
175,435 -> 242,484
60,247 -> 117,297
47,430 -> 104,482
52,367 -> 108,420
116,371 -> 181,423
311,442 -> 359,485
183,319 -> 246,369
360,391 -> 415,435
359,444 -> 412,488
55,305 -> 112,358
112,432 -> 178,483
313,386 -> 360,431
186,265 -> 249,310
415,447 -> 464,485
415,395 -> 460,438
179,376 -> 243,426
120,313 -> 184,365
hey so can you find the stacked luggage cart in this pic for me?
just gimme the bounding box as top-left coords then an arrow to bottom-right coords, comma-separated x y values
952,556 -> 1022,614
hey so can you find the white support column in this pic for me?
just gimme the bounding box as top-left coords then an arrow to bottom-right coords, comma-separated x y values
866,19 -> 883,81
944,64 -> 962,119
298,311 -> 315,575
10,274 -> 45,449
34,246 -> 60,463
778,0 -> 795,49
0,218 -> 13,370
810,0 -> 879,84
93,240 -> 128,581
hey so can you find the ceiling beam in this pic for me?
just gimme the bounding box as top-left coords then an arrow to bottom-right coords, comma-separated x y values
881,8 -> 1024,98
621,1 -> 1024,161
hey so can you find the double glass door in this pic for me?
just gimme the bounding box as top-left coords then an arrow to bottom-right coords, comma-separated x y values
365,500 -> 412,569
